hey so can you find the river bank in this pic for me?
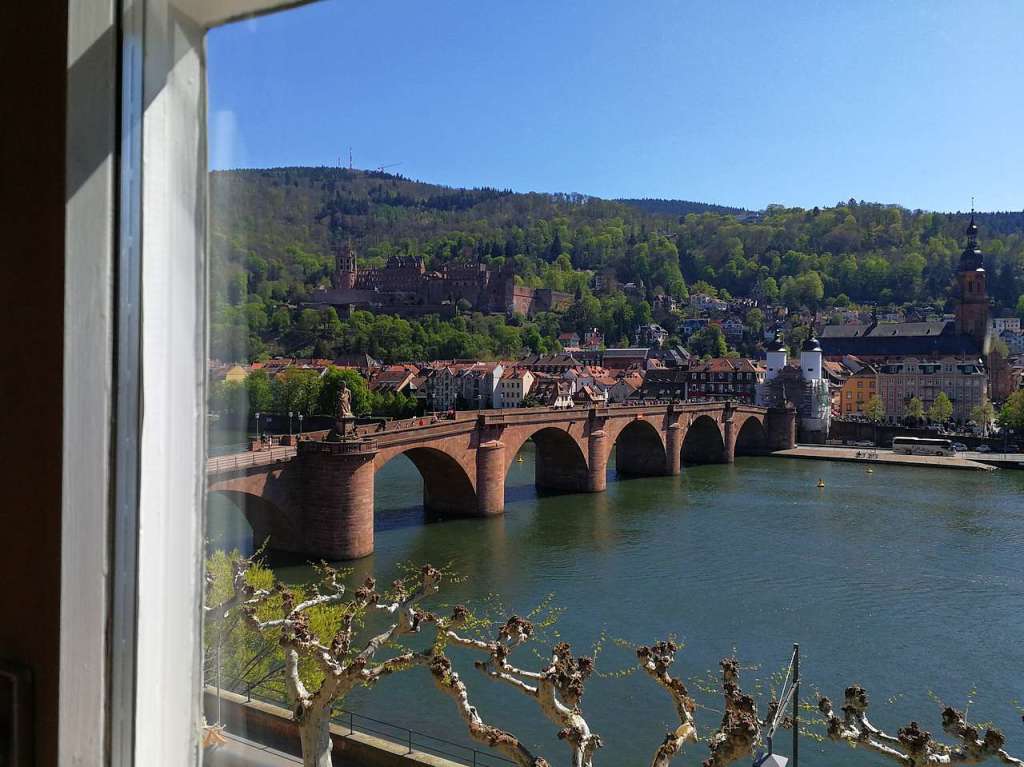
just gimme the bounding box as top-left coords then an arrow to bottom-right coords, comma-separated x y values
774,444 -> 997,471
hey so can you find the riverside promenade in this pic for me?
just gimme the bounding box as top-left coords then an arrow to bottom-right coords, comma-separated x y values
775,444 -> 997,471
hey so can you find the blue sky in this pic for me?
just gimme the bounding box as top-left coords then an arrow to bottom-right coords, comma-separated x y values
208,0 -> 1024,212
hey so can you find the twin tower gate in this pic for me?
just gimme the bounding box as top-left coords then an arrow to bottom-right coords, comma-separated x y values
208,402 -> 796,560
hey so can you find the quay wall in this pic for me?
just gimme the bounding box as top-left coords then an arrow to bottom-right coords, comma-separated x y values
829,420 -> 1010,450
203,688 -> 464,767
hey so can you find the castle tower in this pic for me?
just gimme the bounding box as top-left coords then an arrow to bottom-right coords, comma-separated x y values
765,330 -> 788,381
954,213 -> 989,349
800,334 -> 823,381
334,240 -> 357,290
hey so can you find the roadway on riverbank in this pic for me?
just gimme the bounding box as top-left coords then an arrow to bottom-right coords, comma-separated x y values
774,444 -> 998,471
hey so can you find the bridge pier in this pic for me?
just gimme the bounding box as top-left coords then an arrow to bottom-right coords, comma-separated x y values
765,406 -> 797,451
723,410 -> 736,464
476,440 -> 506,516
587,429 -> 608,492
665,423 -> 682,475
299,445 -> 376,560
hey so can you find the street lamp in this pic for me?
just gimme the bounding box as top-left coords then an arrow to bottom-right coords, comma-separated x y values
298,412 -> 304,438
288,411 -> 294,439
255,411 -> 261,447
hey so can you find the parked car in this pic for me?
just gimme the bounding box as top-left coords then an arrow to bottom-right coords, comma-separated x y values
976,444 -> 991,453
952,442 -> 968,452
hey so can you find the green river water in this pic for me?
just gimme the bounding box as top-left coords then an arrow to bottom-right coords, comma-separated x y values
208,447 -> 1024,766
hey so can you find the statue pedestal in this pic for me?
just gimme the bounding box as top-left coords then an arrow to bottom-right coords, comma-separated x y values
327,416 -> 356,442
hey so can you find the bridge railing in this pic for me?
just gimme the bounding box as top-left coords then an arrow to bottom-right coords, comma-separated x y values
238,680 -> 515,767
206,446 -> 296,473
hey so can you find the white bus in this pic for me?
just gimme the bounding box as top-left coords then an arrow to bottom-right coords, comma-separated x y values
892,436 -> 953,456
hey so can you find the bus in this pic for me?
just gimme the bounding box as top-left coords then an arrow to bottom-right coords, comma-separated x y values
892,436 -> 953,456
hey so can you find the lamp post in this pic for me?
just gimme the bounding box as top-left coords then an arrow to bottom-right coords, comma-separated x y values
288,411 -> 294,439
255,411 -> 261,446
298,412 -> 304,439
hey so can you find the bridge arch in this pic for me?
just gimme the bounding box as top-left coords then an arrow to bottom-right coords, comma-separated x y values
609,418 -> 667,476
734,415 -> 768,456
207,466 -> 305,553
681,415 -> 726,464
503,425 -> 591,494
375,446 -> 478,518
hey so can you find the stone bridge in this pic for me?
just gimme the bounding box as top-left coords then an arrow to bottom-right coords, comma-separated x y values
208,402 -> 795,560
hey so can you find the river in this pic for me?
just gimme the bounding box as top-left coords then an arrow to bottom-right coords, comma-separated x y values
208,448 -> 1024,766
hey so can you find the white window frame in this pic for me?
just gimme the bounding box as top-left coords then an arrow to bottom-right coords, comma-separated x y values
63,2 -> 312,765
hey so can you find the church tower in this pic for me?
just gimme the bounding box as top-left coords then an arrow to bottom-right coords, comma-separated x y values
954,213 -> 989,349
333,240 -> 357,290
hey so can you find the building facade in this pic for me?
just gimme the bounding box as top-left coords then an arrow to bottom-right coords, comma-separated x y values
838,364 -> 878,417
876,357 -> 987,424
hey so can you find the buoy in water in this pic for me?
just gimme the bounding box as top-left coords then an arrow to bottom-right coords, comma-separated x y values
865,467 -> 874,474
817,478 -> 825,488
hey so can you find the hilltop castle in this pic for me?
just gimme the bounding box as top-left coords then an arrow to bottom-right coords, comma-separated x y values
310,241 -> 572,317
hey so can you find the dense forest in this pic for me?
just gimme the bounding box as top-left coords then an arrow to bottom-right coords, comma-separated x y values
210,167 -> 1024,362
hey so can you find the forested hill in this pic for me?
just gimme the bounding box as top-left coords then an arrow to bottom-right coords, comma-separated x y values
209,166 -> 1024,361
616,198 -> 749,217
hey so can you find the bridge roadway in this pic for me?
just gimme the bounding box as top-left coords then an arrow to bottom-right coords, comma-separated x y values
207,401 -> 796,560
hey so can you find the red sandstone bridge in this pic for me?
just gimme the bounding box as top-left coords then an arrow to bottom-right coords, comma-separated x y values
207,401 -> 795,560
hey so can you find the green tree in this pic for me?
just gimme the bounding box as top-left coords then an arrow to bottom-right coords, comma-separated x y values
244,370 -> 273,416
864,395 -> 885,424
744,307 -> 765,339
904,396 -> 925,423
209,379 -> 247,416
997,390 -> 1024,432
688,324 -> 727,358
928,392 -> 953,424
272,368 -> 322,416
970,398 -> 995,434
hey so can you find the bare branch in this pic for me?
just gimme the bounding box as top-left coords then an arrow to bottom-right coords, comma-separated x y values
637,640 -> 697,767
703,658 -> 760,767
429,653 -> 550,767
818,686 -> 1024,767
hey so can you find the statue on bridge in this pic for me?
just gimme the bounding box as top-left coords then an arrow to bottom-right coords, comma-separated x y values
337,382 -> 354,419
329,382 -> 355,440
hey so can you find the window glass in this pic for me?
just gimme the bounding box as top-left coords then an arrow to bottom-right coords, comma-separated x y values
200,4 -> 1024,767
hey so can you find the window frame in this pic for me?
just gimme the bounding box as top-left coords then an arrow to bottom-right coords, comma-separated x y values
62,2 -> 313,764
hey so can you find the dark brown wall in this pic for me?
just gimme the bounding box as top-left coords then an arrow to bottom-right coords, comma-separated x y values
0,2 -> 67,764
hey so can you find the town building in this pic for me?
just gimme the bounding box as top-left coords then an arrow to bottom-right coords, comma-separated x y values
368,365 -> 416,394
690,293 -> 728,313
456,362 -> 503,409
425,365 -> 461,412
635,323 -> 669,348
998,329 -> 1024,355
582,328 -> 604,349
875,357 -> 987,424
637,358 -> 764,402
602,347 -> 653,371
838,363 -> 878,417
530,376 -> 575,408
558,331 -> 581,350
495,368 -> 535,408
992,317 -> 1021,334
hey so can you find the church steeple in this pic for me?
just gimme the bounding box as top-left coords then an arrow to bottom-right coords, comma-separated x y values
954,205 -> 989,349
959,207 -> 983,272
